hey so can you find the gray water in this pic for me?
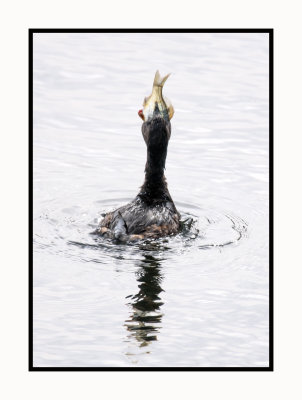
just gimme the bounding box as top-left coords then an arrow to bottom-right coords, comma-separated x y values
33,32 -> 269,367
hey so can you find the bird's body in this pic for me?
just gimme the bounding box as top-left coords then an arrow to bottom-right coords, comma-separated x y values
98,71 -> 180,241
99,194 -> 179,241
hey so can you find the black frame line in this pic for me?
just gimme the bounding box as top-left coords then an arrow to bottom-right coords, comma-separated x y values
29,28 -> 274,372
29,29 -> 33,371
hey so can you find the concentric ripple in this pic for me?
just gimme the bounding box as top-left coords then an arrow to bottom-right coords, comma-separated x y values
33,198 -> 248,265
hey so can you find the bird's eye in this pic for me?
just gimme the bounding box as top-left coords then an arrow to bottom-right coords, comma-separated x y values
138,109 -> 145,121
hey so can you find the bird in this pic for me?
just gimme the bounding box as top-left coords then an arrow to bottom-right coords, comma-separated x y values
98,70 -> 180,242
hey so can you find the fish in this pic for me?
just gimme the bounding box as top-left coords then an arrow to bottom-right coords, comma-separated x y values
138,70 -> 174,122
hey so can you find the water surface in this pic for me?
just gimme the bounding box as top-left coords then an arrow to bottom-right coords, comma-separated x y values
33,32 -> 269,367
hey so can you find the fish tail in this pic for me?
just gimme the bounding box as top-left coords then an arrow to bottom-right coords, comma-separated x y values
153,70 -> 171,88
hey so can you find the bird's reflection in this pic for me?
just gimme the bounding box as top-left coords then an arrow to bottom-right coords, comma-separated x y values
124,253 -> 164,348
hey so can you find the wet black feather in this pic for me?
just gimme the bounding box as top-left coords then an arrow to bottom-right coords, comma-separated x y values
99,114 -> 180,240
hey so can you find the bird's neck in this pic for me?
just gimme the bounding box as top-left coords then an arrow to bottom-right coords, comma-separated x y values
139,146 -> 169,201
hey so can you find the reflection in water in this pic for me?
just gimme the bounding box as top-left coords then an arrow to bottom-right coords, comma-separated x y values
124,254 -> 164,348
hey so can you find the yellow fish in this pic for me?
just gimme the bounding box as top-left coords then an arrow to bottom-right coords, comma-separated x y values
138,70 -> 174,122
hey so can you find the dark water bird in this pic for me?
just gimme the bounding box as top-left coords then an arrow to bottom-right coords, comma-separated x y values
98,70 -> 180,241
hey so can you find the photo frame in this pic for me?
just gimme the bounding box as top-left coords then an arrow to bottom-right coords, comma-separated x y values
29,28 -> 273,371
